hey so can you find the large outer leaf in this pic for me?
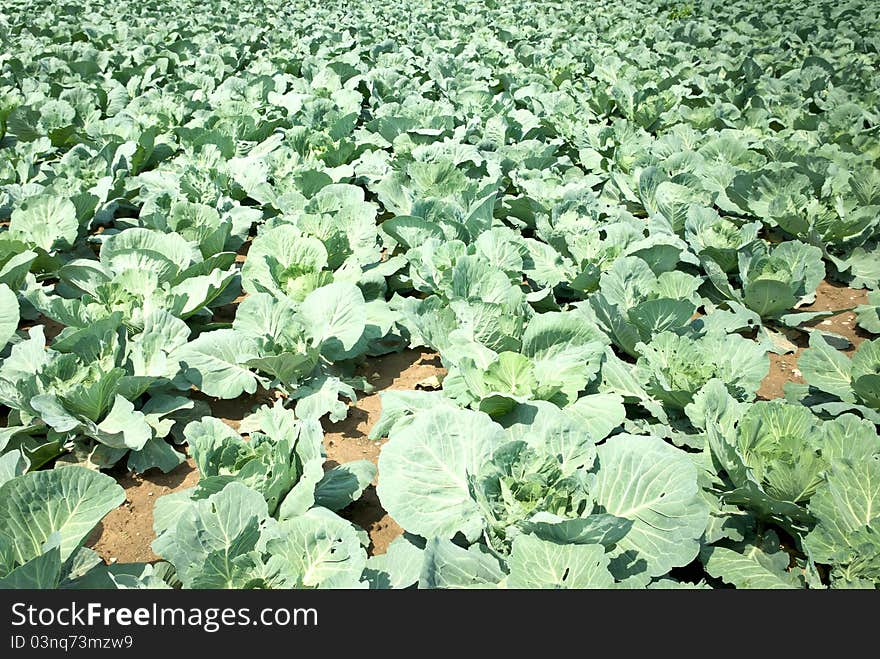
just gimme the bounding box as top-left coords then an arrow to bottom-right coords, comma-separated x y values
171,265 -> 237,317
418,537 -> 504,589
292,375 -> 356,422
93,395 -> 152,450
798,332 -> 854,401
522,512 -> 632,548
851,339 -> 880,409
856,292 -> 880,334
381,215 -> 444,250
507,535 -> 614,588
0,284 -> 18,348
101,228 -> 193,273
0,468 -> 124,564
57,260 -> 113,298
314,460 -> 377,511
590,296 -> 642,356
365,536 -> 424,589
845,244 -> 880,290
702,542 -> 803,589
127,437 -> 186,474
564,393 -> 626,442
377,408 -> 505,540
593,435 -> 709,578
0,547 -> 62,589
717,332 -> 770,396
174,329 -> 260,399
300,282 -> 366,359
821,415 -> 880,463
0,451 -> 29,487
265,508 -> 367,588
368,390 -> 458,440
9,195 -> 78,252
629,298 -> 697,340
0,248 -> 38,290
744,280 -> 797,318
151,482 -> 268,588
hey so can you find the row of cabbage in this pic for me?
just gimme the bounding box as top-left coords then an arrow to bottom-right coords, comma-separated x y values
0,0 -> 879,588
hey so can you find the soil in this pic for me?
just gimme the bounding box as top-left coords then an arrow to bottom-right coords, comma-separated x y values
87,348 -> 446,562
323,349 -> 445,555
86,457 -> 200,564
19,316 -> 65,343
757,281 -> 869,400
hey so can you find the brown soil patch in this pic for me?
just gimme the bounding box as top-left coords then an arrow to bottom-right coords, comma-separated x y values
758,281 -> 869,400
211,293 -> 247,323
760,352 -> 805,400
88,349 -> 445,561
86,458 -> 200,564
323,349 -> 446,555
19,315 -> 65,342
804,281 -> 870,350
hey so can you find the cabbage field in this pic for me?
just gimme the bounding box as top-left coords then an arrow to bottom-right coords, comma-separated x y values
1,0 -> 879,590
